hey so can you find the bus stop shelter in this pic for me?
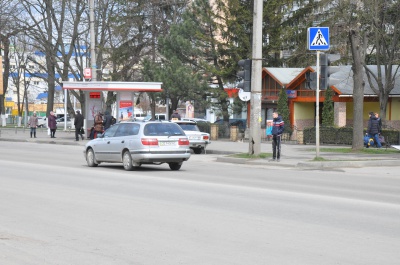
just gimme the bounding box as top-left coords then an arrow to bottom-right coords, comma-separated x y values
62,81 -> 162,134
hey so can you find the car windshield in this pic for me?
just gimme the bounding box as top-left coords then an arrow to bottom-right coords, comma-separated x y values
177,123 -> 198,131
144,123 -> 184,136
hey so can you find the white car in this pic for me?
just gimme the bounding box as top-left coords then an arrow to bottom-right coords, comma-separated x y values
171,120 -> 210,154
37,117 -> 47,127
56,116 -> 72,128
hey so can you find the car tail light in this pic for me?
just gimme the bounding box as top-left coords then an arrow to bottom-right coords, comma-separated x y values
202,135 -> 209,140
178,138 -> 190,146
141,138 -> 159,146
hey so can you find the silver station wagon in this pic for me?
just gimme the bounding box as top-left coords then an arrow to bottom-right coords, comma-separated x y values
84,121 -> 191,171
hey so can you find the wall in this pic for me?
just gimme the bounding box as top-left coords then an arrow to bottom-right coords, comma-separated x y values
293,102 -> 315,130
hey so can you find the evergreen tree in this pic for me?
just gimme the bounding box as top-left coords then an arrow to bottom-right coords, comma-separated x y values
277,88 -> 291,133
322,87 -> 334,126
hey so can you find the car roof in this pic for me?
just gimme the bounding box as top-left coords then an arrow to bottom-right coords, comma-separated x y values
171,120 -> 197,124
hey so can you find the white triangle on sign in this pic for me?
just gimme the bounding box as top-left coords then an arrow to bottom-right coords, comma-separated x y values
311,29 -> 328,46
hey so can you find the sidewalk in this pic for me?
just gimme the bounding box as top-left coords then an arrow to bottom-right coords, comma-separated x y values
1,127 -> 399,168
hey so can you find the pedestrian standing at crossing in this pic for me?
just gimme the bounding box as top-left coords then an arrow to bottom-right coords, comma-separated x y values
270,111 -> 284,162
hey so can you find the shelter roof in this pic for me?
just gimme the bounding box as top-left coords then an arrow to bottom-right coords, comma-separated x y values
317,65 -> 400,95
62,81 -> 163,92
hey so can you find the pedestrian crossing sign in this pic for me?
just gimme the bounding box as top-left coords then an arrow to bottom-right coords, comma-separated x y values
308,27 -> 330,50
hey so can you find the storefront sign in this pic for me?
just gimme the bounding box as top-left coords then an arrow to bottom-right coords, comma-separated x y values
286,90 -> 297,98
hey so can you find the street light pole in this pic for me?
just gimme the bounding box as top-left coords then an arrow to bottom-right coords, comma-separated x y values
89,0 -> 97,81
248,0 -> 263,155
21,63 -> 29,127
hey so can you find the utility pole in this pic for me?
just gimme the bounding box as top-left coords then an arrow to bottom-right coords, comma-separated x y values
89,0 -> 96,81
248,0 -> 263,155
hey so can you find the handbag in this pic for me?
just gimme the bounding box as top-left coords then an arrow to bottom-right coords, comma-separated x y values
80,128 -> 85,134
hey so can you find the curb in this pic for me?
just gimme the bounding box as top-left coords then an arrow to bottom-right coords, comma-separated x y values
297,159 -> 400,169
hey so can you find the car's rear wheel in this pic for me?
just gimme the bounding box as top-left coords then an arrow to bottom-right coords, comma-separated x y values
122,151 -> 134,171
86,148 -> 98,167
169,162 -> 181,171
193,147 -> 203,154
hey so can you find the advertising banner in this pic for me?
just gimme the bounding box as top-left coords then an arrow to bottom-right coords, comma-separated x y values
119,100 -> 133,120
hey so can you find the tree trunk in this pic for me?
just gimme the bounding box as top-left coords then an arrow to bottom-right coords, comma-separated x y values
349,29 -> 366,151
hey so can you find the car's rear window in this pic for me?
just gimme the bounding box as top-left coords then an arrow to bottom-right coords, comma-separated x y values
177,123 -> 198,131
144,123 -> 184,136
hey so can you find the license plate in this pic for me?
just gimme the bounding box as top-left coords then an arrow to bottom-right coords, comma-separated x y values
159,141 -> 176,146
189,136 -> 200,140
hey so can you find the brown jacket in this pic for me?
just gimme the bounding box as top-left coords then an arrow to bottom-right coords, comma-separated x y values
94,114 -> 103,132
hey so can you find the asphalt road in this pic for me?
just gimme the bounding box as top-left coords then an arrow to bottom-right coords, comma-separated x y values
1,142 -> 399,264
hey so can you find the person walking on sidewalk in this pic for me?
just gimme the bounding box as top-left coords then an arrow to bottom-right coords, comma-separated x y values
270,111 -> 284,162
74,110 -> 84,141
28,111 -> 39,138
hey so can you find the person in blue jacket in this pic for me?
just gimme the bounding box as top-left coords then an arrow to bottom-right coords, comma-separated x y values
270,111 -> 284,162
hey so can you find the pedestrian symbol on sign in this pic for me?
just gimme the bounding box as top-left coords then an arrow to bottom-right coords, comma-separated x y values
308,27 -> 329,51
312,29 -> 328,46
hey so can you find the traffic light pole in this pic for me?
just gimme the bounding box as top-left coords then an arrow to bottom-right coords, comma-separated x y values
248,0 -> 263,155
316,51 -> 320,157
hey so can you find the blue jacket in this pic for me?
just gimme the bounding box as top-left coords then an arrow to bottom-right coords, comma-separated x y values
272,115 -> 284,136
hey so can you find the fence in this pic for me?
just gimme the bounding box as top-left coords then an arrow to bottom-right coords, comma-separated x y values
303,126 -> 400,145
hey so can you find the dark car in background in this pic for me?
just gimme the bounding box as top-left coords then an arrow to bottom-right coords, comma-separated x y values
214,118 -> 247,131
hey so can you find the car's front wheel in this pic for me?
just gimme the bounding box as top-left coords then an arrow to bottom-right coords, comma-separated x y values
168,162 -> 182,171
86,148 -> 98,167
122,151 -> 134,171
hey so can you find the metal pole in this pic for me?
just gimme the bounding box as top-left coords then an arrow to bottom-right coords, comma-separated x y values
64,88 -> 67,130
89,0 -> 97,81
23,66 -> 28,127
316,51 -> 320,157
248,0 -> 263,155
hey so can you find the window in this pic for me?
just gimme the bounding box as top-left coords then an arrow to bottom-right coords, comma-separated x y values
114,123 -> 140,137
103,124 -> 119,137
144,123 -> 184,136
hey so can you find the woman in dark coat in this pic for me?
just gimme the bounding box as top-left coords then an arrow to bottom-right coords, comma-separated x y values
48,111 -> 57,138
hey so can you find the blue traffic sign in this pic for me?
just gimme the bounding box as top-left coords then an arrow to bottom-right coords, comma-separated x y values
308,27 -> 330,51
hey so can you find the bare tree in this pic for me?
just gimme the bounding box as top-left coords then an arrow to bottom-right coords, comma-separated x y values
364,0 -> 400,125
18,0 -> 86,117
0,0 -> 24,114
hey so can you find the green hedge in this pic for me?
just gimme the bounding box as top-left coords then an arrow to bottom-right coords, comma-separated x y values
303,126 -> 400,145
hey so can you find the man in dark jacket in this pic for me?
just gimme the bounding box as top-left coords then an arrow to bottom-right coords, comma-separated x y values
270,111 -> 284,162
74,110 -> 84,141
367,112 -> 381,148
102,111 -> 113,130
171,110 -> 181,120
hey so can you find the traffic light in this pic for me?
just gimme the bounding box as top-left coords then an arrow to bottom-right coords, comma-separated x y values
319,53 -> 340,90
305,72 -> 318,90
237,59 -> 252,92
320,53 -> 329,90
